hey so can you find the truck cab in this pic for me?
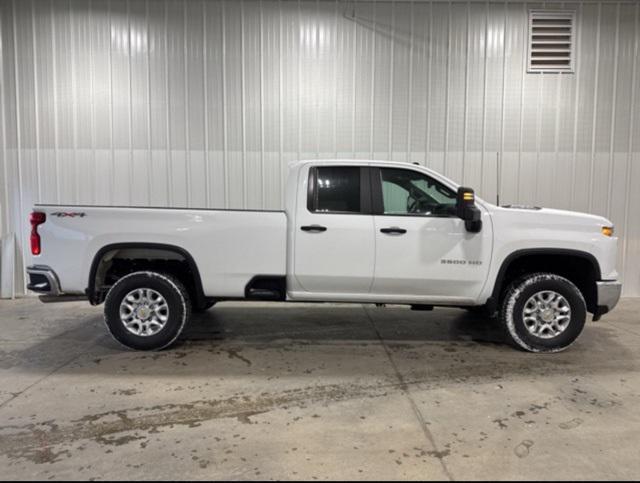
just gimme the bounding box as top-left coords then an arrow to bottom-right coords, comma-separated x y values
286,161 -> 491,306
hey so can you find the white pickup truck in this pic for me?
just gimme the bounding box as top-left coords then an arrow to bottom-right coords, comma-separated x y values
26,160 -> 621,353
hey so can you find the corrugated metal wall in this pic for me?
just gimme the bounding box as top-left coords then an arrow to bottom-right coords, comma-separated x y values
1,0 -> 639,297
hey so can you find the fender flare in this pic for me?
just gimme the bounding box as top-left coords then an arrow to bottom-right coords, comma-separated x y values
486,248 -> 602,311
86,242 -> 206,307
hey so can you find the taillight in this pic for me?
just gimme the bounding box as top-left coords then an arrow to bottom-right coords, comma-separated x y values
30,211 -> 46,255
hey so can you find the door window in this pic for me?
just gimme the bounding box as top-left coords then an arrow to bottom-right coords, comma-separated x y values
379,168 -> 456,216
310,166 -> 361,213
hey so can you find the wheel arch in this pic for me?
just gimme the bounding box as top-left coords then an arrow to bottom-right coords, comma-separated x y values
86,242 -> 206,308
487,248 -> 602,314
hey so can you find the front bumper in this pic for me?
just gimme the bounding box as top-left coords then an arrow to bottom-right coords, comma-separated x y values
26,265 -> 62,295
593,280 -> 622,321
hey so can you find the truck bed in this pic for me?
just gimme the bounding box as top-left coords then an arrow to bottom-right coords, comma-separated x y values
33,205 -> 288,298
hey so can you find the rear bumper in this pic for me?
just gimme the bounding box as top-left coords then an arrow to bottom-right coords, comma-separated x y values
593,280 -> 622,321
26,265 -> 62,295
27,265 -> 87,302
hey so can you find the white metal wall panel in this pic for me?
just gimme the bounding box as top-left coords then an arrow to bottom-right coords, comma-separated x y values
1,0 -> 639,296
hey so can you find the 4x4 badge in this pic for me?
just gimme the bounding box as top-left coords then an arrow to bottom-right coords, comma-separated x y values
51,212 -> 86,218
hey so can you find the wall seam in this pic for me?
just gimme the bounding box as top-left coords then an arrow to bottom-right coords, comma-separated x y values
605,2 -> 621,219
11,0 -> 25,295
30,0 -> 42,202
202,0 -> 210,208
587,2 -> 602,213
183,0 -> 191,207
163,0 -> 173,206
620,1 -> 639,290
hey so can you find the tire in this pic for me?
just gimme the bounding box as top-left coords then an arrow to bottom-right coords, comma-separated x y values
500,273 -> 586,353
193,301 -> 217,313
104,271 -> 191,351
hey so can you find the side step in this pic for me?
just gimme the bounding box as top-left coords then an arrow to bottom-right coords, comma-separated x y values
410,304 -> 434,311
247,288 -> 282,300
39,295 -> 88,303
244,275 -> 286,301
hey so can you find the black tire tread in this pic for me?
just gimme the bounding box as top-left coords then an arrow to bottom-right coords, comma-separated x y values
103,271 -> 191,351
500,272 -> 586,353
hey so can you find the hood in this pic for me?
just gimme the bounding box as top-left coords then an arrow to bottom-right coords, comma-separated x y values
491,204 -> 612,229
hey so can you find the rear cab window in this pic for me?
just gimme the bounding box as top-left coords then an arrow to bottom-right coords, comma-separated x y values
307,166 -> 371,214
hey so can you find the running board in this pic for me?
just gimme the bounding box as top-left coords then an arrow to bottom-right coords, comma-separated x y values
247,288 -> 282,300
244,275 -> 286,301
39,295 -> 88,303
411,304 -> 434,311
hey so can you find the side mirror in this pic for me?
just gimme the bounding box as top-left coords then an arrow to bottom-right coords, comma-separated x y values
456,187 -> 482,233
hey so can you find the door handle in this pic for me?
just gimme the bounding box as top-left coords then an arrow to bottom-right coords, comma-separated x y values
380,227 -> 407,235
301,224 -> 327,233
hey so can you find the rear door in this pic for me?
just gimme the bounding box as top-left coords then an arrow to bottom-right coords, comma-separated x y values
370,166 -> 492,300
292,165 -> 375,295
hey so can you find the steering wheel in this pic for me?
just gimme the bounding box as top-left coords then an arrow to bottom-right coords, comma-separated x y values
407,196 -> 419,213
407,189 -> 430,213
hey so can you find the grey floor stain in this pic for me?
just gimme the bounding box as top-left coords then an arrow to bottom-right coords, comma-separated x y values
559,418 -> 583,430
0,381 -> 396,464
514,440 -> 534,458
223,348 -> 252,366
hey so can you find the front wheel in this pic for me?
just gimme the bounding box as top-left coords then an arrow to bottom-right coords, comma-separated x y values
500,273 -> 586,353
104,271 -> 191,350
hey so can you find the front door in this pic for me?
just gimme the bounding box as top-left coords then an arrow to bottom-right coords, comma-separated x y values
293,165 -> 375,295
370,167 -> 492,300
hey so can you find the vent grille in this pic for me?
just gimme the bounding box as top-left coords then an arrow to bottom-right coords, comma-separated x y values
528,10 -> 575,73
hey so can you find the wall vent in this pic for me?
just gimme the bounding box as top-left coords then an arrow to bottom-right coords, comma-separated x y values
528,10 -> 575,73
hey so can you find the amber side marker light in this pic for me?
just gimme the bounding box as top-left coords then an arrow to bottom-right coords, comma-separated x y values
602,226 -> 614,237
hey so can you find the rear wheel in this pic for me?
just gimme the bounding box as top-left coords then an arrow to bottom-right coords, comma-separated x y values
104,271 -> 191,350
500,273 -> 586,353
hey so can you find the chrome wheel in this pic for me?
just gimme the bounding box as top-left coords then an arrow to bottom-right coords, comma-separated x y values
119,288 -> 169,337
522,290 -> 571,339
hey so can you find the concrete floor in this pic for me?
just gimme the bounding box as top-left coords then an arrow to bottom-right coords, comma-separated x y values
1,298 -> 639,480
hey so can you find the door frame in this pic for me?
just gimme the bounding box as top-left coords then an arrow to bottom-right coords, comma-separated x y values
288,163 -> 377,298
368,165 -> 490,302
